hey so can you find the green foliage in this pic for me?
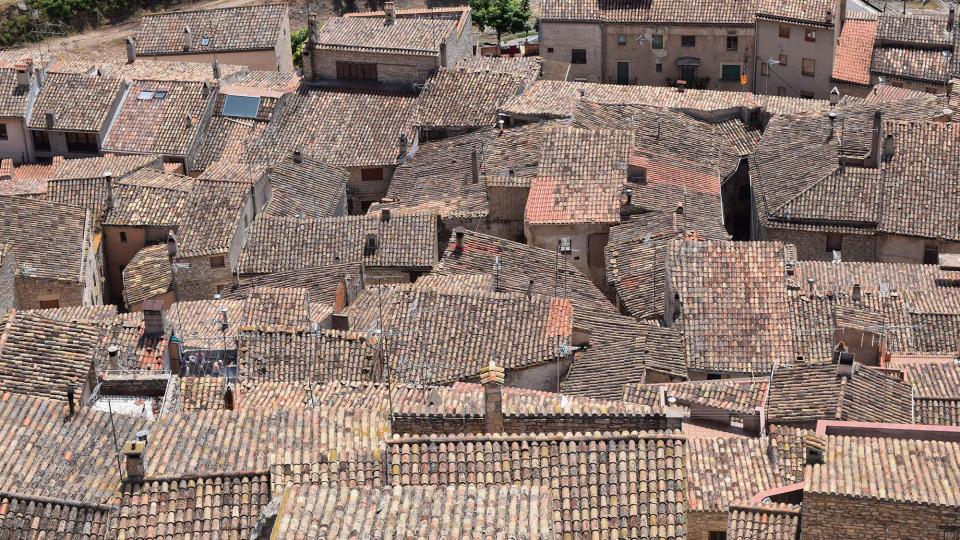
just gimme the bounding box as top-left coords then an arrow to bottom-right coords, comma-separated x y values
291,27 -> 309,69
470,0 -> 531,45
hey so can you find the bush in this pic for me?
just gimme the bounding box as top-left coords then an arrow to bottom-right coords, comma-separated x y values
291,27 -> 309,69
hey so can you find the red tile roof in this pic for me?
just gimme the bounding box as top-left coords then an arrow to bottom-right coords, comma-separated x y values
832,16 -> 878,86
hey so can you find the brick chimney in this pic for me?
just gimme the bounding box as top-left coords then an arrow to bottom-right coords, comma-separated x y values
384,2 -> 396,25
0,159 -> 13,181
125,37 -> 136,64
142,299 -> 165,335
123,439 -> 147,481
14,63 -> 28,87
833,342 -> 855,380
480,361 -> 505,433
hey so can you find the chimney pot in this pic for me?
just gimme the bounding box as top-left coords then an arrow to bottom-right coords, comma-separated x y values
126,37 -> 136,64
398,134 -> 408,158
293,149 -> 303,163
624,187 -> 633,206
45,111 -> 55,129
454,226 -> 465,251
185,115 -> 193,129
14,65 -> 28,87
123,440 -> 147,481
167,231 -> 178,259
224,383 -> 235,411
676,80 -> 686,93
949,8 -> 955,32
182,25 -> 192,51
480,361 -> 505,433
384,2 -> 396,25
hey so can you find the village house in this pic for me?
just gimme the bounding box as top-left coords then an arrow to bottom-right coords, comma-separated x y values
415,67 -> 531,140
303,4 -> 473,88
0,58 -> 41,163
26,73 -> 127,159
0,196 -> 103,308
134,4 -> 293,72
624,377 -> 769,434
122,244 -> 174,311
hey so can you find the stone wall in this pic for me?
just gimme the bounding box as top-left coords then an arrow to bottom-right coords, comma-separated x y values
0,247 -> 15,312
173,254 -> 235,301
686,511 -> 728,540
762,226 -> 876,262
800,492 -> 960,539
310,50 -> 441,86
14,276 -> 84,308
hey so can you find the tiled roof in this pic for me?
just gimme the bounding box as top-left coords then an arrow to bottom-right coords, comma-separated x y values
605,224 -> 691,321
624,378 -> 768,414
101,169 -> 195,228
416,68 -> 528,129
832,16 -> 877,85
273,483 -> 557,538
0,392 -> 146,503
914,398 -> 960,426
756,0 -> 838,25
669,240 -> 794,374
686,437 -> 786,512
136,4 -> 288,55
526,125 -> 632,224
167,299 -> 244,349
455,55 -> 542,81
0,196 -> 88,281
0,491 -> 113,539
237,286 -> 313,332
502,80 -> 827,120
190,117 -> 268,173
238,330 -> 377,383
0,69 -> 31,119
176,179 -> 249,258
726,502 -> 802,540
766,425 -> 811,483
223,263 -> 361,308
244,91 -> 416,168
53,154 -> 162,181
263,154 -> 347,219
20,305 -> 118,323
0,311 -> 102,401
27,72 -> 124,132
767,363 -> 913,425
432,229 -> 616,320
345,286 -> 572,385
871,47 -> 952,84
380,123 -> 547,218
792,260 -> 957,296
98,58 -> 247,83
314,16 -> 456,56
122,244 -> 173,307
0,163 -> 54,198
540,0 -> 756,24
112,471 -> 271,539
562,313 -> 687,399
895,360 -> 960,398
879,121 -> 960,241
230,70 -> 301,92
386,431 -> 687,538
238,212 -> 437,274
806,434 -> 960,506
45,177 -> 113,224
102,80 -> 213,157
875,12 -> 955,45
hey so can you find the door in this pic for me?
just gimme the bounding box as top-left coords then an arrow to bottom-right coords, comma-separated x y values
616,61 -> 629,85
680,65 -> 697,83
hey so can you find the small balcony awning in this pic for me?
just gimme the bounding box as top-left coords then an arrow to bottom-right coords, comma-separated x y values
676,57 -> 701,66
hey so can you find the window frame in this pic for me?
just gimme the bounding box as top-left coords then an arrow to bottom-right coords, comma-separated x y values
726,35 -> 738,51
119,231 -> 127,243
805,29 -> 817,42
65,131 -> 98,154
209,255 -> 226,269
680,35 -> 696,47
779,54 -> 788,66
826,233 -> 842,252
655,62 -> 663,73
0,123 -> 8,141
651,34 -> 664,49
32,130 -> 51,152
924,243 -> 940,265
361,167 -> 385,182
802,57 -> 816,77
779,25 -> 791,38
760,62 -> 770,76
617,34 -> 627,45
571,49 -> 587,64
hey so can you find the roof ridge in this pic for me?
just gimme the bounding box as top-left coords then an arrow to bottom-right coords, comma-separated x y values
0,490 -> 115,512
388,430 -> 686,445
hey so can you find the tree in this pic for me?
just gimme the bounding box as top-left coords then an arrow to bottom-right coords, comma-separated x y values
291,27 -> 310,69
470,0 -> 531,49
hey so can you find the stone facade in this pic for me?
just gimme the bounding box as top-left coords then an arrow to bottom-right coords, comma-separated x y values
0,246 -> 13,312
103,226 -> 176,304
800,492 -> 960,539
754,18 -> 837,99
172,254 -> 236,301
686,511 -> 728,540
347,166 -> 395,214
761,227 -> 876,262
525,222 -> 612,288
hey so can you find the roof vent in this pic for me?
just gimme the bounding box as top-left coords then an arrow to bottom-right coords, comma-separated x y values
453,226 -> 466,252
292,149 -> 303,164
384,1 -> 396,25
126,37 -> 136,64
882,134 -> 895,163
380,208 -> 391,222
364,233 -> 379,255
123,440 -> 147,481
676,80 -> 686,93
44,111 -> 55,129
185,115 -> 193,129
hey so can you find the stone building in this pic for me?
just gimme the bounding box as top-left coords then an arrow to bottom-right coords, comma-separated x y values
0,58 -> 41,163
134,4 -> 293,72
303,5 -> 474,89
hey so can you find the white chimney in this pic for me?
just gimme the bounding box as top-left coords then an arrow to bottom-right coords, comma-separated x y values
384,2 -> 396,25
182,25 -> 192,51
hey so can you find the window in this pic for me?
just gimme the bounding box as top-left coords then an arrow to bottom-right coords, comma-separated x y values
200,37 -> 210,46
805,29 -> 816,42
655,62 -> 663,73
571,49 -> 587,64
38,299 -> 59,309
681,35 -> 696,47
708,532 -> 728,540
777,86 -> 787,96
547,47 -> 554,53
119,231 -> 127,243
779,54 -> 788,66
335,61 -> 378,81
361,168 -> 384,182
617,34 -> 627,45
943,526 -> 960,540
779,25 -> 790,38
652,34 -> 664,49
924,244 -> 940,265
800,91 -> 815,99
726,35 -> 738,51
209,255 -> 226,268
761,63 -> 769,76
802,58 -> 816,76
721,64 -> 741,81
137,90 -> 154,100
826,233 -> 842,252
32,130 -> 50,151
65,132 -> 97,153
680,65 -> 697,82
628,165 -> 647,183
222,94 -> 261,119
153,90 -> 167,99
0,123 -> 7,140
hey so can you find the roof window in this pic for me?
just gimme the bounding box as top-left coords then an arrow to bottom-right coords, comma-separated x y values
222,94 -> 261,119
200,37 -> 210,46
137,90 -> 155,100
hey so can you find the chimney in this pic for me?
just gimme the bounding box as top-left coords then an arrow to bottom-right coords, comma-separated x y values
185,115 -> 193,129
201,82 -> 210,99
293,149 -> 303,164
212,59 -> 221,80
125,37 -> 136,64
833,343 -> 855,379
526,278 -> 534,298
45,112 -> 55,129
675,202 -> 684,215
123,439 -> 147,482
14,64 -> 28,87
949,8 -> 955,32
851,283 -> 862,303
66,383 -> 76,418
939,108 -> 954,122
804,433 -> 826,465
167,231 -> 178,259
807,277 -> 816,293
470,149 -> 479,184
380,208 -> 391,222
182,25 -> 192,51
142,299 -> 165,335
307,16 -> 318,43
882,134 -> 895,163
439,42 -> 447,68
676,80 -> 686,93
223,383 -> 235,411
480,361 -> 505,433
398,134 -> 408,158
870,110 -> 884,166
624,187 -> 633,206
384,2 -> 396,25
453,226 -> 465,252
364,233 -> 379,255
331,313 -> 349,331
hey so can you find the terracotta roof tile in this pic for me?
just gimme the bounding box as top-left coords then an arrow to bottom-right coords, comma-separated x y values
686,437 -> 786,512
871,47 -> 952,84
122,244 -> 173,307
315,13 -> 457,56
0,69 -> 32,119
222,263 -> 361,308
416,68 -> 529,129
0,196 -> 89,281
756,0 -> 838,25
875,12 -> 955,46
101,169 -> 195,227
53,154 -> 162,181
726,502 -> 801,540
262,154 -> 347,219
541,0 -> 757,24
190,117 -> 268,173
238,330 -> 378,384
832,16 -> 877,85
136,4 -> 288,55
27,73 -> 124,132
624,378 -> 768,414
176,179 -> 249,258
0,492 -> 113,538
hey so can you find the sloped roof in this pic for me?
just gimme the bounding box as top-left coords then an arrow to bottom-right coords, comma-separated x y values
0,196 -> 88,282
0,68 -> 32,118
263,154 -> 347,219
191,116 -> 269,173
686,437 -> 786,512
416,68 -> 529,129
624,378 -> 768,414
27,72 -> 124,132
237,330 -> 378,384
136,4 -> 287,55
756,0 -> 838,26
541,0 -> 756,24
726,503 -> 802,540
176,179 -> 249,258
122,244 -> 173,306
832,16 -> 878,86
0,492 -> 113,538
223,263 -> 361,308
315,15 -> 456,56
52,154 -> 162,181
102,169 -> 195,227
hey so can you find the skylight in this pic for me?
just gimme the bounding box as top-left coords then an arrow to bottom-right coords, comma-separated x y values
137,90 -> 154,100
222,94 -> 261,119
154,90 -> 168,99
200,37 -> 210,46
